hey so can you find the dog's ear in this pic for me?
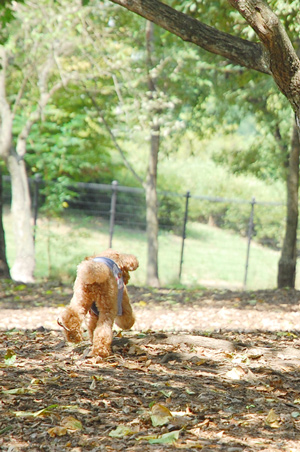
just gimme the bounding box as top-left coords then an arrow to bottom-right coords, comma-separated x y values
57,318 -> 71,331
120,254 -> 139,272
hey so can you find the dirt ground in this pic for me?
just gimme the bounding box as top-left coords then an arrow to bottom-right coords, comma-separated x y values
1,281 -> 300,451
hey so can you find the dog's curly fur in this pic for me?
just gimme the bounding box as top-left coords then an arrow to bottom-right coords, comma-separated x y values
58,249 -> 139,358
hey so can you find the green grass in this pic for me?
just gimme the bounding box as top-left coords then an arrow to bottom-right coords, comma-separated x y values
2,211 -> 287,290
181,223 -> 279,288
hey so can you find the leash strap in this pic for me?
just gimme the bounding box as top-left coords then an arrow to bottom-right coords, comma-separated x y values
91,257 -> 124,316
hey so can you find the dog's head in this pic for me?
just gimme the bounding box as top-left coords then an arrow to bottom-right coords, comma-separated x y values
57,308 -> 83,343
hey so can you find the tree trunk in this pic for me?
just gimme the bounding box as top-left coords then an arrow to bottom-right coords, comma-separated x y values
0,168 -> 10,279
0,47 -> 35,282
146,123 -> 160,287
277,120 -> 300,288
7,150 -> 35,283
145,20 -> 160,287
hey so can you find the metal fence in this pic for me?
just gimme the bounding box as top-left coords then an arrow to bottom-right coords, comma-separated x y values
2,176 -> 287,289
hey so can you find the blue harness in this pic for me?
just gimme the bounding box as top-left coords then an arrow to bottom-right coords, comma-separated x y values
90,257 -> 124,317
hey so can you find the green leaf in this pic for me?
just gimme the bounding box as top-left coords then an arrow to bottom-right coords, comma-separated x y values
14,284 -> 27,291
14,404 -> 58,418
2,387 -> 37,395
149,430 -> 180,444
160,390 -> 173,398
4,349 -> 16,366
137,430 -> 181,444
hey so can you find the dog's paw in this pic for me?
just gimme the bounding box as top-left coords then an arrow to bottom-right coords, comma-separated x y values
91,346 -> 111,359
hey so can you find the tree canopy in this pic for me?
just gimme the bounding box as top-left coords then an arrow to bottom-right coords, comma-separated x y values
0,0 -> 300,287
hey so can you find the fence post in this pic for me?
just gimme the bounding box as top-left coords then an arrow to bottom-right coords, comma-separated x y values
33,173 -> 41,243
109,180 -> 118,248
179,191 -> 190,281
243,196 -> 256,288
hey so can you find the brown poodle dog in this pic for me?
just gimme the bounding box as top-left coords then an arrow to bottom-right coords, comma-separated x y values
57,249 -> 139,358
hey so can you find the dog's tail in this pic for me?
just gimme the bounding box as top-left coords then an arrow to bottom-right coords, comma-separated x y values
77,259 -> 111,285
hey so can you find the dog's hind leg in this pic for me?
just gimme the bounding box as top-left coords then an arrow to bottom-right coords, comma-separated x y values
114,290 -> 135,330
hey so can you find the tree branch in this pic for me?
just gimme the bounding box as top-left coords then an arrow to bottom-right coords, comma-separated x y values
228,0 -> 300,112
108,0 -> 271,74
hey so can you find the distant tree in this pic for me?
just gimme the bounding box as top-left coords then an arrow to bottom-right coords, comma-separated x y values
85,5 -> 213,286
0,167 -> 10,279
0,14 -> 74,281
0,1 -> 92,281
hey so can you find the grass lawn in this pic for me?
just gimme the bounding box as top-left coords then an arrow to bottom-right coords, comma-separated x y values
3,211 -> 285,290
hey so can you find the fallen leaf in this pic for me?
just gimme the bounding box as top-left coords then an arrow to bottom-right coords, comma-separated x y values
265,409 -> 280,428
225,366 -> 255,381
195,359 -> 206,366
137,300 -> 147,307
69,372 -> 79,378
151,403 -> 173,426
160,390 -> 173,398
121,361 -> 147,371
30,378 -> 43,385
14,284 -> 27,291
186,388 -> 195,395
129,345 -> 146,355
48,426 -> 68,437
109,424 -> 135,438
60,405 -> 90,415
61,416 -> 82,431
149,430 -> 180,444
184,440 -> 204,449
224,366 -> 246,380
14,404 -> 58,418
2,387 -> 37,395
4,349 -> 16,366
137,430 -> 181,444
92,375 -> 103,381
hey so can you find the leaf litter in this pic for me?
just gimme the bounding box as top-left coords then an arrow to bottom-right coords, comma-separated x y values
1,282 -> 300,450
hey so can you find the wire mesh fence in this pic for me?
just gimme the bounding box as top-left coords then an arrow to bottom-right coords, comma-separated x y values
2,176 -> 290,289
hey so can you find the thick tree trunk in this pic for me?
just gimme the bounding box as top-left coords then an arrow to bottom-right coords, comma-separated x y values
7,150 -> 35,283
0,169 -> 10,279
278,120 -> 300,288
0,47 -> 35,282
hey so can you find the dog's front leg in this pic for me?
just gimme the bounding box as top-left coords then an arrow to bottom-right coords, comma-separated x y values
91,311 -> 115,358
86,311 -> 98,343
